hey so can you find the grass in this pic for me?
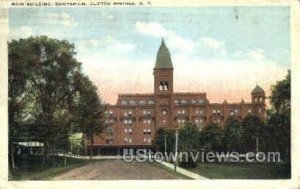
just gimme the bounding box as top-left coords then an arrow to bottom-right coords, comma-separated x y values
9,155 -> 101,180
185,162 -> 291,179
152,162 -> 192,179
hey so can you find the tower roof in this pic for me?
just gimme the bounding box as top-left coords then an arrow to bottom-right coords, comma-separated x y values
154,39 -> 173,69
251,85 -> 265,94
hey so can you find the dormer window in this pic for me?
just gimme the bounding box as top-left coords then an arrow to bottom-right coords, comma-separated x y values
129,100 -> 136,105
148,100 -> 154,105
121,100 -> 127,105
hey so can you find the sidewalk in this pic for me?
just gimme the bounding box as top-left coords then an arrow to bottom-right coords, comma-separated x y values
56,154 -> 124,159
159,161 -> 209,180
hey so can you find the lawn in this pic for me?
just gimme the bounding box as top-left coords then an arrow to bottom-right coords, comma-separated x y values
186,162 -> 290,179
152,162 -> 192,179
9,155 -> 100,180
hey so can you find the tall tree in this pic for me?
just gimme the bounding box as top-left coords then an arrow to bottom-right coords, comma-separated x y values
241,115 -> 266,152
223,116 -> 242,152
73,74 -> 105,159
200,122 -> 224,151
8,36 -> 104,163
178,122 -> 201,153
268,70 -> 290,161
153,128 -> 175,153
178,123 -> 202,167
8,39 -> 31,168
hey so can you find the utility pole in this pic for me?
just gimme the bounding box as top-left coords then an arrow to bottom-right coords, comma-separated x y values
174,129 -> 178,172
256,137 -> 259,153
164,134 -> 167,155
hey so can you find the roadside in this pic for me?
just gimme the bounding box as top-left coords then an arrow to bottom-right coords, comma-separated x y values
9,155 -> 99,180
186,162 -> 291,179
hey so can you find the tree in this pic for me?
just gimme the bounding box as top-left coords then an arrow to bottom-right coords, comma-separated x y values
241,115 -> 266,152
153,128 -> 175,153
200,122 -> 224,151
8,39 -> 31,168
223,116 -> 242,152
8,36 -> 105,163
178,123 -> 201,167
178,122 -> 201,152
73,74 -> 105,159
268,70 -> 290,162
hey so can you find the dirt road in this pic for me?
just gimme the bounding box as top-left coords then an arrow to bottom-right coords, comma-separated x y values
52,159 -> 184,180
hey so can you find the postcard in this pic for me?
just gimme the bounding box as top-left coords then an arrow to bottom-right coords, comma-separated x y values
0,0 -> 299,188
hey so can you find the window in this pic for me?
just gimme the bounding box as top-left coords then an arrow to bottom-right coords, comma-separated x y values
128,110 -> 132,116
128,138 -> 132,143
148,100 -> 154,105
147,129 -> 151,134
163,120 -> 166,124
143,110 -> 147,115
106,128 -> 114,135
147,138 -> 151,143
143,129 -> 147,134
162,110 -> 167,115
230,110 -> 234,115
259,108 -> 262,113
181,99 -> 187,104
159,81 -> 169,91
128,128 -> 132,134
195,110 -> 199,114
174,99 -> 179,104
147,111 -> 151,116
177,110 -> 181,114
191,99 -> 197,104
124,128 -> 128,133
124,120 -> 128,124
121,100 -> 127,105
130,100 -> 136,105
143,120 -> 147,124
248,109 -> 252,113
128,120 -> 132,124
144,138 -> 147,142
182,110 -> 185,114
147,120 -> 151,124
124,112 -> 128,117
139,100 -> 146,105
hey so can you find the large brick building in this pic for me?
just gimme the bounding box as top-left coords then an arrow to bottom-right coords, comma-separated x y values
87,39 -> 266,155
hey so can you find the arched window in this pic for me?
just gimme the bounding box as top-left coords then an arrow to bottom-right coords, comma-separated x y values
159,81 -> 169,91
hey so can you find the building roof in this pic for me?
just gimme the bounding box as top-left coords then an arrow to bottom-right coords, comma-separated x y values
251,85 -> 265,94
154,39 -> 173,69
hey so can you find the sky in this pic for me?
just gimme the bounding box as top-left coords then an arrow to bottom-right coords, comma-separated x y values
9,7 -> 290,104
